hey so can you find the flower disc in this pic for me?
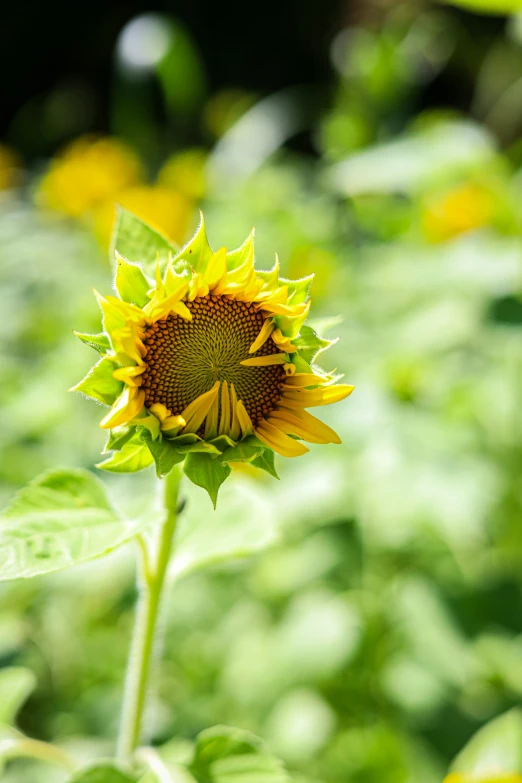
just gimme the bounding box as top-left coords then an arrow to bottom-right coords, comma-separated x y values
141,294 -> 285,424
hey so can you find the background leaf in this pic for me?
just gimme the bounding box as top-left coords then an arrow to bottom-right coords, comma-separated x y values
170,477 -> 278,582
67,762 -> 137,783
0,469 -> 146,580
0,667 -> 36,725
189,725 -> 290,783
450,708 -> 522,774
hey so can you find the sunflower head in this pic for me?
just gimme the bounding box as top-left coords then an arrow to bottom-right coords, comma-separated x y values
72,211 -> 353,505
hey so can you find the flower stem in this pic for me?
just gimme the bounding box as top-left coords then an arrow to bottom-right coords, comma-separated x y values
117,467 -> 182,766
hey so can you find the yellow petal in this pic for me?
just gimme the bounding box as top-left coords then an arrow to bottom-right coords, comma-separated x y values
269,407 -> 341,444
204,388 -> 220,439
272,328 -> 298,353
255,420 -> 309,458
218,380 -> 231,436
237,400 -> 253,437
112,364 -> 146,387
229,384 -> 241,440
181,381 -> 220,433
240,353 -> 288,367
205,246 -> 228,288
100,387 -> 145,429
149,403 -> 172,422
281,384 -> 355,408
282,373 -> 329,388
249,318 -> 275,353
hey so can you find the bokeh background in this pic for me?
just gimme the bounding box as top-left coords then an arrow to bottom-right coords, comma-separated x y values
3,0 -> 522,780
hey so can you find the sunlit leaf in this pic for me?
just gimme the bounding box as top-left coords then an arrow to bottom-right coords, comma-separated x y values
189,725 -> 290,783
0,667 -> 36,725
0,469 -> 145,580
170,478 -> 277,582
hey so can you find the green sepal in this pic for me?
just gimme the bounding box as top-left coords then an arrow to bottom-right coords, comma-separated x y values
274,309 -> 309,339
293,324 -> 338,365
209,434 -> 237,452
103,426 -> 136,453
140,431 -> 185,478
251,449 -> 279,479
114,253 -> 152,307
183,453 -> 231,509
226,229 -> 255,271
70,356 -> 123,406
289,352 -> 314,375
281,273 -> 314,304
96,436 -> 154,474
111,207 -> 177,277
173,213 -> 213,275
73,331 -> 111,355
220,436 -> 265,464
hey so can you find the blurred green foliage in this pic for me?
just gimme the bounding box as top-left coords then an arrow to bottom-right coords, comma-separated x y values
4,1 -> 522,782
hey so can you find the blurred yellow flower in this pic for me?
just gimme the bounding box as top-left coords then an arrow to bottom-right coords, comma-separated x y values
422,183 -> 495,243
0,143 -> 22,190
158,148 -> 207,201
39,136 -> 143,217
444,774 -> 522,782
94,185 -> 194,250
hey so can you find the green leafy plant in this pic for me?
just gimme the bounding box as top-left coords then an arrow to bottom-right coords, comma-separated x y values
0,211 -> 354,782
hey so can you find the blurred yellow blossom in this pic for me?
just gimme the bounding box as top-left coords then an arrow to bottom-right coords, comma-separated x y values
421,183 -> 495,243
0,143 -> 22,190
39,135 -> 143,217
158,148 -> 207,201
94,185 -> 194,250
444,775 -> 522,782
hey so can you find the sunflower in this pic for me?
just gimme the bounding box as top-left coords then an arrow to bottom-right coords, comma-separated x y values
72,213 -> 353,500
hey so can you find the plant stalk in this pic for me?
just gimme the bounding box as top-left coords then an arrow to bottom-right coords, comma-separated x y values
117,467 -> 181,765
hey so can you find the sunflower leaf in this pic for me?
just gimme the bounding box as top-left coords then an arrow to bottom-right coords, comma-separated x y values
114,254 -> 152,307
73,331 -> 111,355
0,469 -> 145,580
0,667 -> 36,725
450,708 -> 522,774
67,762 -> 136,782
111,207 -> 176,277
183,453 -> 231,509
96,438 -> 154,474
70,356 -> 122,406
189,725 -> 290,783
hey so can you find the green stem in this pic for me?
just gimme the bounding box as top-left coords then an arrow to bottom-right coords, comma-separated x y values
117,467 -> 182,765
2,737 -> 76,771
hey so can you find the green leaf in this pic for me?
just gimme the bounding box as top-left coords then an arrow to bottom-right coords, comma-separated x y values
70,356 -> 122,406
73,331 -> 111,355
141,432 -> 186,478
111,207 -> 177,277
0,469 -> 145,581
293,325 -> 338,365
96,438 -> 154,473
251,449 -> 279,479
174,214 -> 213,275
170,478 -> 278,582
67,762 -> 136,783
0,667 -> 36,724
114,254 -> 152,307
441,0 -> 522,13
183,453 -> 231,508
189,725 -> 290,783
451,708 -> 522,774
220,436 -> 265,464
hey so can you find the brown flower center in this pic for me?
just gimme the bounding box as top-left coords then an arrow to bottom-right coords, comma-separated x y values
141,294 -> 285,424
